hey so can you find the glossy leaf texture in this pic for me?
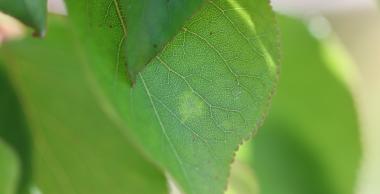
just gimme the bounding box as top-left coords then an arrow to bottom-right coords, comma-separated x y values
0,64 -> 32,194
0,139 -> 20,194
0,0 -> 46,36
65,0 -> 279,193
124,0 -> 205,82
0,16 -> 167,194
248,16 -> 362,194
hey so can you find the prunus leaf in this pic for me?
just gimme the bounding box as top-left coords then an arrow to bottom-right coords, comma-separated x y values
0,64 -> 32,194
0,16 -> 167,194
0,0 -> 46,36
247,15 -> 361,194
0,139 -> 20,194
65,0 -> 279,193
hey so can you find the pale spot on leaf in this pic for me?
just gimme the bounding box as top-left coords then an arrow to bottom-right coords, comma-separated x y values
179,91 -> 205,122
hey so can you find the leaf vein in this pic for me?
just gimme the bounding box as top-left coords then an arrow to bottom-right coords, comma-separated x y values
139,73 -> 193,193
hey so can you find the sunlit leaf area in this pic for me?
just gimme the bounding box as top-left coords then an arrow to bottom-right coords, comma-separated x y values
0,0 -> 379,194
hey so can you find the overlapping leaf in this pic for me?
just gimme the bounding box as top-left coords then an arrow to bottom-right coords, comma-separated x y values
123,0 -> 205,82
0,0 -> 46,35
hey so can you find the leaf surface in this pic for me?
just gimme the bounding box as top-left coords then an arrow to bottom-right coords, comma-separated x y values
1,16 -> 167,194
65,0 -> 279,193
0,0 -> 46,35
247,16 -> 361,194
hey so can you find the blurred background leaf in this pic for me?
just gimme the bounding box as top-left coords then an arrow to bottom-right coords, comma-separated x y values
0,16 -> 167,194
238,15 -> 362,194
0,139 -> 20,194
326,9 -> 380,194
0,63 -> 32,194
226,161 -> 259,194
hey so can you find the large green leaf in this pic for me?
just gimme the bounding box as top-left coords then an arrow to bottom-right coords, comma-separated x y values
0,64 -> 32,194
0,0 -> 46,35
247,16 -> 362,194
64,0 -> 279,193
1,16 -> 167,194
0,139 -> 20,194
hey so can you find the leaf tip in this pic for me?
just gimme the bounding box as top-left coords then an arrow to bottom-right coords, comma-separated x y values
125,65 -> 137,87
32,28 -> 46,38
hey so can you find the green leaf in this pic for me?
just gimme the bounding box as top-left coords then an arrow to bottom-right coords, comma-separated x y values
65,0 -> 279,193
0,139 -> 20,194
0,64 -> 32,194
124,0 -> 205,82
226,161 -> 259,194
247,16 -> 362,194
0,0 -> 47,36
1,16 -> 167,194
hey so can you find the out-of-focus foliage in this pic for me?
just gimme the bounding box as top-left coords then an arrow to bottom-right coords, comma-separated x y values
0,0 -> 46,36
0,139 -> 20,194
0,17 -> 167,194
226,161 -> 259,194
246,15 -> 362,194
0,64 -> 32,194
